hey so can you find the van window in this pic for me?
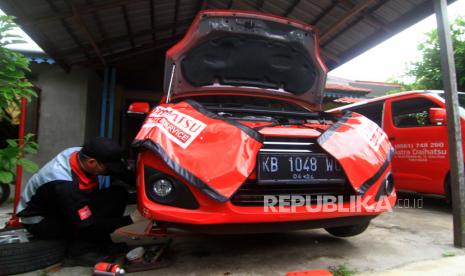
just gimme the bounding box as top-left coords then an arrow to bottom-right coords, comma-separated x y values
349,102 -> 384,126
391,97 -> 440,128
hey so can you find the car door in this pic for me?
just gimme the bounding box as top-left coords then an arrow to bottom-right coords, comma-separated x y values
383,96 -> 448,194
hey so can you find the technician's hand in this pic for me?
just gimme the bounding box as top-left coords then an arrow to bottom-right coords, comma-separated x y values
130,209 -> 147,223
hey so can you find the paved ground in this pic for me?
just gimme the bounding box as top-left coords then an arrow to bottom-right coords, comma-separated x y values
1,193 -> 465,275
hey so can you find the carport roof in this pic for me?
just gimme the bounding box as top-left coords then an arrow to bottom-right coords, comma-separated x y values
0,0 -> 456,71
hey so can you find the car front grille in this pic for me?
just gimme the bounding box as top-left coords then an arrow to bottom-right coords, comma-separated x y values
230,180 -> 354,206
258,136 -> 326,153
230,136 -> 355,207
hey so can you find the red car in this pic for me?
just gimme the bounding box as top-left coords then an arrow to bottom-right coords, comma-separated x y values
132,10 -> 395,236
331,90 -> 464,202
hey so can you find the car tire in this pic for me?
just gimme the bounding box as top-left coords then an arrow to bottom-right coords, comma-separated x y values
325,222 -> 370,237
0,183 -> 10,205
0,228 -> 67,276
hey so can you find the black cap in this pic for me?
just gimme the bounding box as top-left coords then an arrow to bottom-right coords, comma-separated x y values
80,137 -> 125,173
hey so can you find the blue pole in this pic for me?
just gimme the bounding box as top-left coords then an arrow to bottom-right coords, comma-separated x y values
99,68 -> 109,188
103,68 -> 117,188
99,68 -> 109,136
107,68 -> 116,138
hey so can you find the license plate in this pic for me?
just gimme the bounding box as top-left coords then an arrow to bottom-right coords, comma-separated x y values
257,153 -> 345,184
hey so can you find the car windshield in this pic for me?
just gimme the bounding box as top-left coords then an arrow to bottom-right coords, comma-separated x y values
435,92 -> 465,108
187,95 -> 307,111
433,92 -> 465,117
174,95 -> 321,120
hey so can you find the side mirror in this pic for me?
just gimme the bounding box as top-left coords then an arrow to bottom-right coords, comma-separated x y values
127,102 -> 150,114
429,107 -> 447,125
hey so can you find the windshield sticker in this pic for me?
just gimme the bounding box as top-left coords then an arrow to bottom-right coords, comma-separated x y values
142,106 -> 207,149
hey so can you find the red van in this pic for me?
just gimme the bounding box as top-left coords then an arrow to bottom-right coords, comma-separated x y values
330,90 -> 462,201
131,10 -> 395,236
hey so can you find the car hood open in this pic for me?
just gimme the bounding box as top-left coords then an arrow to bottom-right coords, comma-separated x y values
164,10 -> 328,109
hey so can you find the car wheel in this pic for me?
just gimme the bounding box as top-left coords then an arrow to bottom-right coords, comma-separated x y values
0,183 -> 10,205
325,222 -> 370,237
0,228 -> 67,275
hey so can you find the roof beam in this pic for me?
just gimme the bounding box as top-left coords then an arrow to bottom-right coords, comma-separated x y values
256,0 -> 265,11
74,35 -> 183,67
109,38 -> 181,63
320,49 -> 341,64
86,0 -> 112,54
196,0 -> 209,12
320,0 -> 377,42
57,19 -> 194,58
4,0 -> 70,71
172,0 -> 180,37
334,0 -> 437,68
16,0 -> 147,27
227,0 -> 234,9
321,0 -> 386,48
311,0 -> 338,26
283,0 -> 301,17
338,0 -> 391,32
46,0 -> 92,60
150,0 -> 156,42
67,0 -> 107,66
121,5 -> 135,48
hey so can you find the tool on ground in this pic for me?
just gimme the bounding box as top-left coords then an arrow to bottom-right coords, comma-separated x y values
125,246 -> 145,263
93,262 -> 125,276
123,239 -> 172,273
94,238 -> 172,274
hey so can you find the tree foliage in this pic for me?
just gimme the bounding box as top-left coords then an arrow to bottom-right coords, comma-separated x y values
0,15 -> 39,183
406,16 -> 465,91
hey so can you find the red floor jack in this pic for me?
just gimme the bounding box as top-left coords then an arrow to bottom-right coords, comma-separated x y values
93,237 -> 172,275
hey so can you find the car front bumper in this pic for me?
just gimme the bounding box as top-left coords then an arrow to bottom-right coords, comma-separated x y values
137,152 -> 396,229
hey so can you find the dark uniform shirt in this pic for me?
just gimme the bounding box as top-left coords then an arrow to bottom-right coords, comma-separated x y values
17,148 -> 132,239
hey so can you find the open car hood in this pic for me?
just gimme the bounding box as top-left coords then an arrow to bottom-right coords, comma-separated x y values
164,10 -> 328,109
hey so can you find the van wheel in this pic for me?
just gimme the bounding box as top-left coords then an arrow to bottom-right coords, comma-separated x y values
0,183 -> 10,205
325,222 -> 370,237
0,228 -> 67,275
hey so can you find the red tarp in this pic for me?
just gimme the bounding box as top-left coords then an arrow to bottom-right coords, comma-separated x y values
133,100 -> 263,202
135,101 -> 392,201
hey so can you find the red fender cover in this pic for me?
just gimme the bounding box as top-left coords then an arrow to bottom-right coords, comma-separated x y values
318,111 -> 394,194
133,100 -> 263,202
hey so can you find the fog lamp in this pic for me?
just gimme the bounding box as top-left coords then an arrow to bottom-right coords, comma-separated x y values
384,174 -> 394,195
152,179 -> 173,197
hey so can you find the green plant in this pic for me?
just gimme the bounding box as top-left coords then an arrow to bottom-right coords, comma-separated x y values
0,133 -> 38,183
329,264 -> 356,276
0,15 -> 39,183
406,16 -> 465,91
1,15 -> 37,121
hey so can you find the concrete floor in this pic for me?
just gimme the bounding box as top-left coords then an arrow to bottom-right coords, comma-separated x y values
2,193 -> 465,275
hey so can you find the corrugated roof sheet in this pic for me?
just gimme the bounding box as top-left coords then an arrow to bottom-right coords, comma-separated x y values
0,0 -> 456,71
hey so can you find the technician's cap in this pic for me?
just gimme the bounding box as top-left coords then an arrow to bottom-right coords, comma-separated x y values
80,137 -> 125,173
